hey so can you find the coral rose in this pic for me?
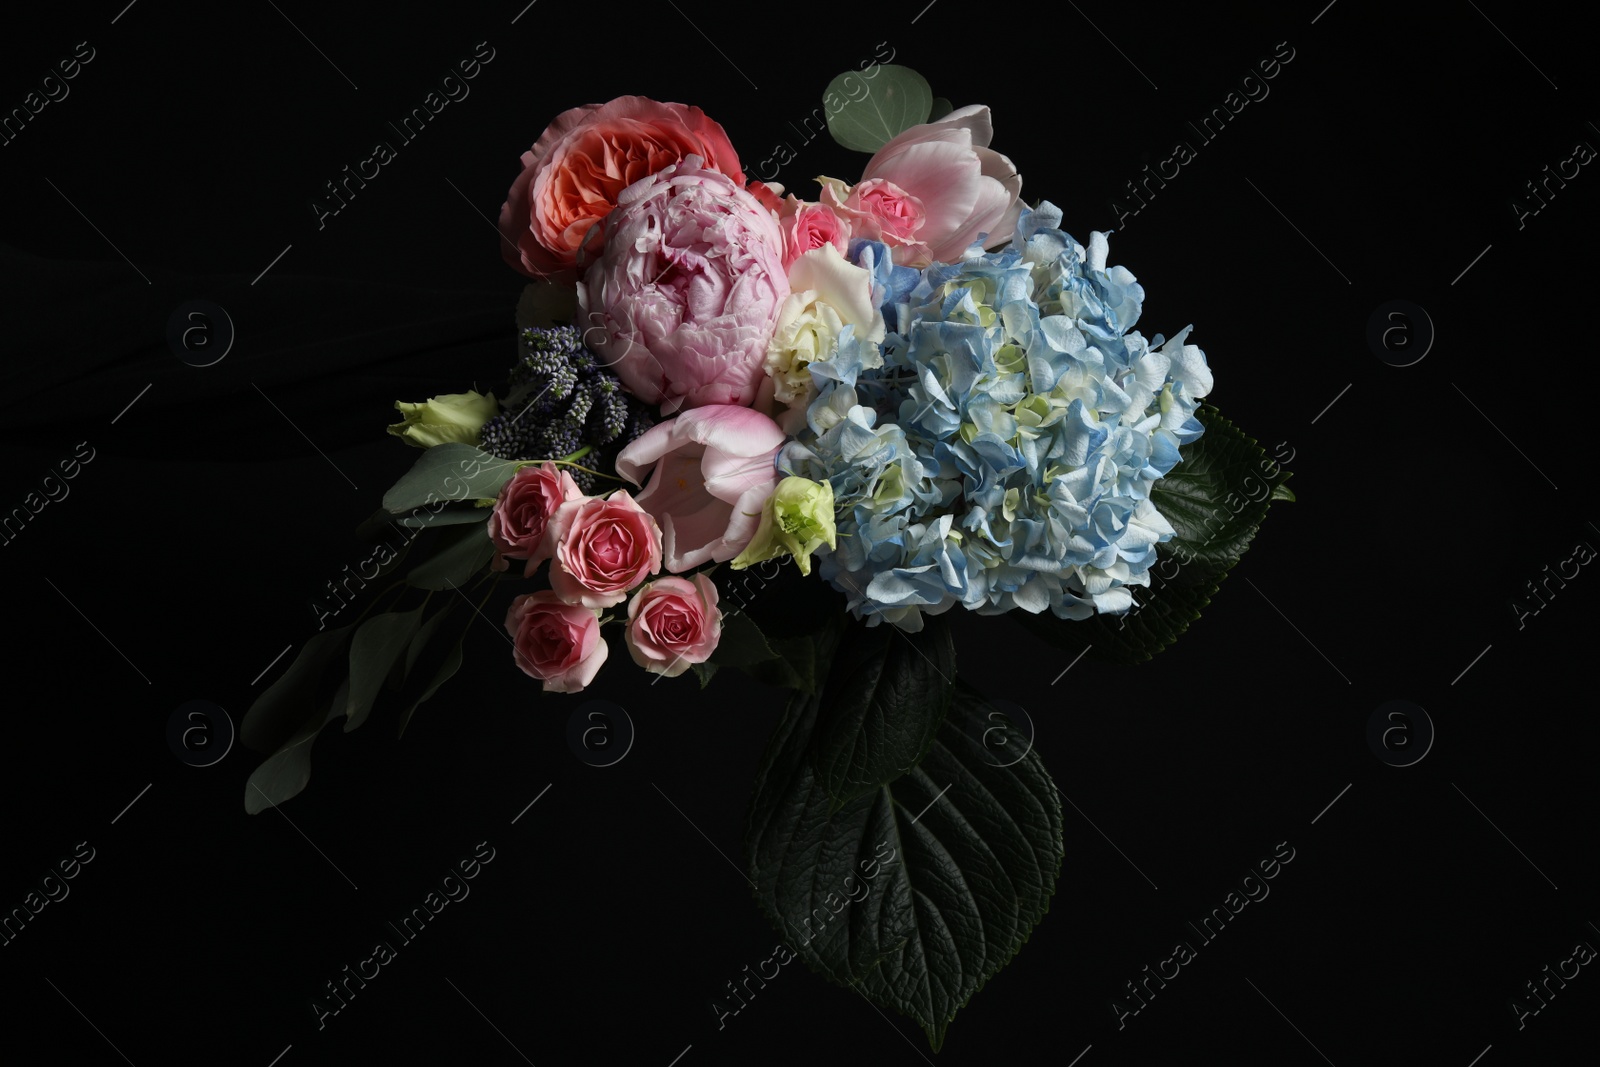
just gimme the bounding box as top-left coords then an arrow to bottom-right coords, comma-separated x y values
497,96 -> 745,280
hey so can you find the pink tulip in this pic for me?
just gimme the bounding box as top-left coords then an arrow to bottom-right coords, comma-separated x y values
614,405 -> 785,572
825,105 -> 1023,268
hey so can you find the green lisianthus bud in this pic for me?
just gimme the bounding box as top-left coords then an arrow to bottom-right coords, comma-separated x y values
730,476 -> 837,576
387,390 -> 499,449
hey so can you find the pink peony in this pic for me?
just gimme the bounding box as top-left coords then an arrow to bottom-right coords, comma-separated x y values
625,573 -> 722,677
487,462 -> 585,577
577,158 -> 790,415
614,404 -> 784,572
497,97 -> 745,281
504,591 -> 608,693
776,196 -> 850,271
822,105 -> 1023,268
548,490 -> 663,609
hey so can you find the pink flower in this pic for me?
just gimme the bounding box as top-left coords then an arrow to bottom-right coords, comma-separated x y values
614,404 -> 784,572
747,179 -> 785,214
823,105 -> 1023,268
625,574 -> 722,677
548,490 -> 663,609
504,591 -> 608,693
577,157 -> 790,415
497,96 -> 746,281
487,463 -> 585,577
838,179 -> 924,245
776,196 -> 850,271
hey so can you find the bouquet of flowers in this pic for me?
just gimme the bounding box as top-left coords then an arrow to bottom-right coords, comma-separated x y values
243,67 -> 1292,1049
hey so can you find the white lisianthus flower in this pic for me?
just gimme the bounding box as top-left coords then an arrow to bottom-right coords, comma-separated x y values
764,244 -> 886,426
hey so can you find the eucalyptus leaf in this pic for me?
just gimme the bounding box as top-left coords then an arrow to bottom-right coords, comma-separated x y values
345,606 -> 425,732
382,443 -> 532,516
241,623 -> 356,753
398,639 -> 466,739
397,601 -> 473,738
405,602 -> 456,677
927,96 -> 953,122
405,523 -> 496,591
245,679 -> 347,814
824,66 -> 933,153
394,508 -> 490,530
747,681 -> 1063,1050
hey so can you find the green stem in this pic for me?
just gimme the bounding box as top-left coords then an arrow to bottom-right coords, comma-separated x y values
547,459 -> 627,482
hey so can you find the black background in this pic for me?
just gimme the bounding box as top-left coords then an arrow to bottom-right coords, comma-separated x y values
2,1 -> 1596,1064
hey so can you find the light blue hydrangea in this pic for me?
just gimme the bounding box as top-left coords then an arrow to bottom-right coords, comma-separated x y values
778,204 -> 1213,631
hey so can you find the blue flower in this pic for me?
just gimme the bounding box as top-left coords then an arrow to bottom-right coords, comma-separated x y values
790,205 -> 1211,629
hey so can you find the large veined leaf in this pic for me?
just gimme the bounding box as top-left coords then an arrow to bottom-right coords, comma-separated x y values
823,66 -> 934,153
1148,405 -> 1295,567
706,611 -> 822,693
1017,403 -> 1293,665
748,680 -> 1064,1051
809,615 -> 956,810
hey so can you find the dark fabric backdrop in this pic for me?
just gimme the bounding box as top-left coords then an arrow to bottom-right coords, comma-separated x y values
2,2 -> 1596,1064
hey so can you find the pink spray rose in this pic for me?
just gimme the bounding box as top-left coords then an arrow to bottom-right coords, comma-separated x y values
577,157 -> 790,415
487,462 -> 585,576
548,490 -> 664,609
776,196 -> 850,271
614,404 -> 785,572
504,591 -> 608,693
821,105 -> 1023,268
625,573 -> 723,677
497,96 -> 746,280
